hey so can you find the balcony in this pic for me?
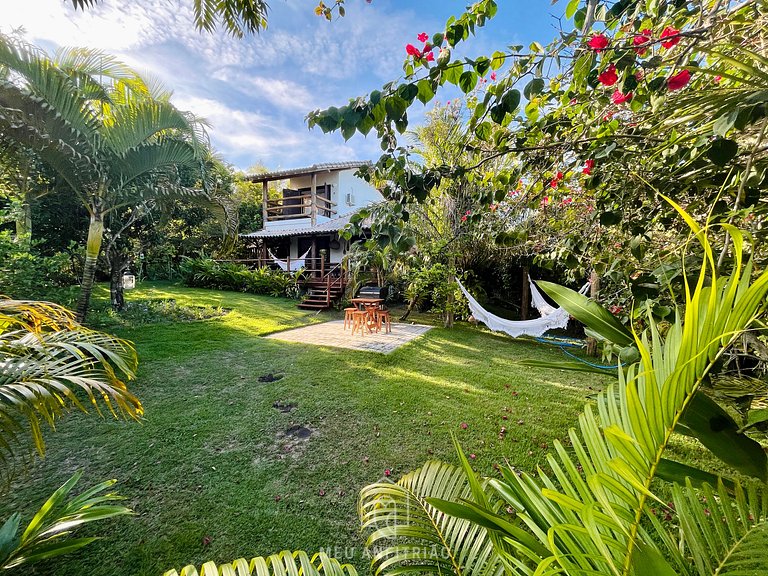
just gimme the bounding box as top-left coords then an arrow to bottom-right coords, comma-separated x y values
265,188 -> 337,222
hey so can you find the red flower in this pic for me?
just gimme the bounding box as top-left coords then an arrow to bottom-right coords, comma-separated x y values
490,72 -> 496,81
603,111 -> 615,122
660,26 -> 681,49
714,75 -> 722,83
556,171 -> 564,180
632,29 -> 652,55
461,215 -> 467,222
667,69 -> 691,91
425,51 -> 434,62
611,90 -> 633,104
587,33 -> 610,52
417,32 -> 429,43
597,63 -> 618,86
550,179 -> 558,188
569,97 -> 578,105
384,469 -> 391,477
405,44 -> 422,58
634,69 -> 644,81
562,197 -> 573,205
541,196 -> 550,206
583,159 -> 595,175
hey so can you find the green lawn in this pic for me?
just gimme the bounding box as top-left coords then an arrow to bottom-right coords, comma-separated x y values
5,282 -> 616,575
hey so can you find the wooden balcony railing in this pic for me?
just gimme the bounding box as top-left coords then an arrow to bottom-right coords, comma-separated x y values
265,193 -> 337,221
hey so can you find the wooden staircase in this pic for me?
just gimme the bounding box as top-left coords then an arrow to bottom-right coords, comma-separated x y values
297,267 -> 346,310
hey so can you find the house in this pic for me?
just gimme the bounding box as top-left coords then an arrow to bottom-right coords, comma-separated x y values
241,161 -> 383,308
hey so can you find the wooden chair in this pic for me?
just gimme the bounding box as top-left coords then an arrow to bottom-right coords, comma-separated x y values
343,307 -> 357,330
351,309 -> 369,336
376,308 -> 392,334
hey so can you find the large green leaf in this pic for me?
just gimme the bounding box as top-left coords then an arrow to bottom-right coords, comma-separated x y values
679,392 -> 768,481
537,281 -> 634,346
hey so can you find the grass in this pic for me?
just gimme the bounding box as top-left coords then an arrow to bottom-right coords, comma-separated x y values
4,282 -> 617,575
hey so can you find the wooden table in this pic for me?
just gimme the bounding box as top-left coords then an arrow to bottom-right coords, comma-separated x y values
349,298 -> 384,332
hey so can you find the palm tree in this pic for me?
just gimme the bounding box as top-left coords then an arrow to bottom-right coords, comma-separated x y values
0,297 -> 142,568
0,35 -> 212,320
69,0 -> 270,37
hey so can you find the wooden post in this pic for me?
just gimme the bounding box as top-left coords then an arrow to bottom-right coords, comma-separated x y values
585,270 -> 600,356
521,265 -> 530,320
261,241 -> 267,268
320,248 -> 326,277
310,173 -> 317,226
311,237 -> 318,278
262,181 -> 268,226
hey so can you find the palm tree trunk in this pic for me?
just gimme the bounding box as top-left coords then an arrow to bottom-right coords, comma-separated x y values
75,211 -> 104,322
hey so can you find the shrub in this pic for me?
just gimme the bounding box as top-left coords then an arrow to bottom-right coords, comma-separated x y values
0,232 -> 80,300
179,257 -> 302,298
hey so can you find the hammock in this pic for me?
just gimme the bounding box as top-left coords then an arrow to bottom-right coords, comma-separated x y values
268,248 -> 311,272
456,278 -> 590,339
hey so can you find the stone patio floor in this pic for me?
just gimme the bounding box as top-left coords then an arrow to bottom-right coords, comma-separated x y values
265,319 -> 433,354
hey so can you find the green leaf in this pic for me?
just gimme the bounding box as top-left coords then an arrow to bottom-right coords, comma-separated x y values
565,0 -> 580,18
538,281 -> 634,346
706,138 -> 738,166
474,121 -> 492,141
459,70 -> 478,93
680,392 -> 768,481
631,542 -> 678,576
416,79 -> 435,104
599,211 -> 622,226
474,57 -> 491,76
523,78 -> 545,99
713,108 -> 739,137
501,88 -> 521,114
656,459 -> 734,490
490,50 -> 506,70
0,514 -> 20,565
516,358 -> 613,374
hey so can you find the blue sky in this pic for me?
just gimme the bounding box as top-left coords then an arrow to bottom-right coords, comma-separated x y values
6,0 -> 565,172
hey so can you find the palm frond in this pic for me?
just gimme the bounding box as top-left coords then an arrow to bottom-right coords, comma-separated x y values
659,480 -> 768,576
114,139 -> 199,187
104,100 -> 193,156
162,550 -> 358,576
360,460 -> 506,576
0,471 -> 130,569
0,298 -> 141,468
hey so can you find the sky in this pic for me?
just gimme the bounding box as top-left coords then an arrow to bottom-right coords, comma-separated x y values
3,0 -> 566,172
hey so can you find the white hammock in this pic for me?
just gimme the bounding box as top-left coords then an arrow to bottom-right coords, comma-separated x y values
456,278 -> 590,339
268,248 -> 311,272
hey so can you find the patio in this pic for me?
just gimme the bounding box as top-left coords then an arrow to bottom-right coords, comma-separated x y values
265,319 -> 432,353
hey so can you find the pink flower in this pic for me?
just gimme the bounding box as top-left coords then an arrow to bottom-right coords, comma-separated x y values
587,33 -> 610,52
633,29 -> 652,55
425,51 -> 434,62
469,453 -> 477,460
405,44 -> 422,58
490,203 -> 498,212
583,159 -> 595,175
384,468 -> 391,477
490,72 -> 496,81
460,422 -> 468,429
634,69 -> 644,81
611,90 -> 633,104
417,32 -> 429,43
461,215 -> 467,222
660,27 -> 681,49
597,63 -> 618,86
667,69 -> 692,91
569,97 -> 578,105
465,209 -> 471,215
714,75 -> 722,83
562,197 -> 573,205
541,196 -> 550,206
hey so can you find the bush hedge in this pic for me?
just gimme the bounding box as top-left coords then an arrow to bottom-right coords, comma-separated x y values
179,257 -> 303,299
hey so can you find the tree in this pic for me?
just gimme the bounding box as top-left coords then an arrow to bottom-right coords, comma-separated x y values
0,36 -> 213,320
308,0 -> 767,305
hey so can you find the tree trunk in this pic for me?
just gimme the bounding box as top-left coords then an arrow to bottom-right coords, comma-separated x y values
399,297 -> 418,322
15,198 -> 32,246
445,261 -> 455,329
75,211 -> 104,323
585,270 -> 600,357
521,265 -> 530,320
109,253 -> 130,311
